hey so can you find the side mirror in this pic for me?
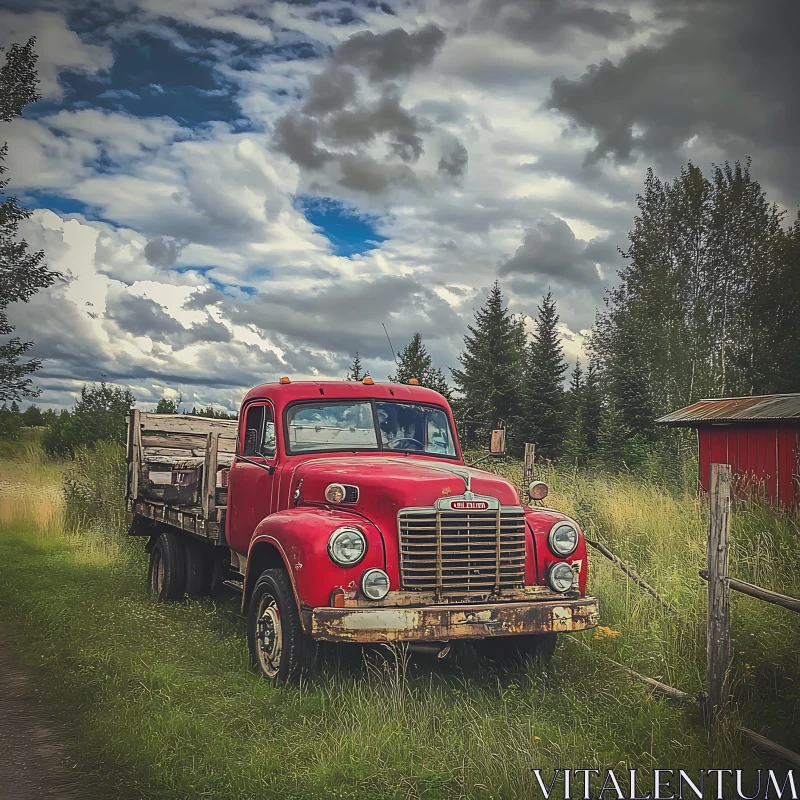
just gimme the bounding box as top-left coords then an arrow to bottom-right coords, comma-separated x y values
489,429 -> 506,458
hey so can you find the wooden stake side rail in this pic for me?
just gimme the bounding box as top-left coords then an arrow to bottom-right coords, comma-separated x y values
126,412 -> 236,543
128,497 -> 225,541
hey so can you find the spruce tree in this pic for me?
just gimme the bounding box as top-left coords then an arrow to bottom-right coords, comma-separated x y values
346,352 -> 367,381
390,333 -> 449,397
520,292 -> 567,461
451,282 -> 524,450
582,361 -> 603,455
561,359 -> 586,465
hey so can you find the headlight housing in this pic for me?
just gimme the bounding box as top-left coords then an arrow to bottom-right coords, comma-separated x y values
528,481 -> 549,501
548,521 -> 579,556
547,562 -> 575,593
327,526 -> 366,566
361,568 -> 390,600
325,483 -> 346,503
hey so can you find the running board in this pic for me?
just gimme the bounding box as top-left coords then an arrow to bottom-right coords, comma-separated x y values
222,578 -> 244,594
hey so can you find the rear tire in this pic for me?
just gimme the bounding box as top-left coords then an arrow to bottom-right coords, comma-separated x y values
477,633 -> 558,666
148,531 -> 186,601
247,568 -> 317,684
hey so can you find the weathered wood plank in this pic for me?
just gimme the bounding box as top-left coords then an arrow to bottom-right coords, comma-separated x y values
139,413 -> 238,434
741,728 -> 800,768
707,463 -> 732,728
699,569 -> 800,614
141,433 -> 236,453
203,432 -> 219,518
129,409 -> 141,502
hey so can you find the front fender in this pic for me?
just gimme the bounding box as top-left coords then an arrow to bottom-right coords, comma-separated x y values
246,507 -> 387,610
524,507 -> 589,594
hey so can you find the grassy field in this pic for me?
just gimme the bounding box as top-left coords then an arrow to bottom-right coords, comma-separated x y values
0,444 -> 797,799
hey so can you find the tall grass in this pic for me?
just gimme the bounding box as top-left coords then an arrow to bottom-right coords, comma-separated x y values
0,447 -> 797,799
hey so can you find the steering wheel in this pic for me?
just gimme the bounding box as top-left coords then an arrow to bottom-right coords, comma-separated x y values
387,437 -> 424,451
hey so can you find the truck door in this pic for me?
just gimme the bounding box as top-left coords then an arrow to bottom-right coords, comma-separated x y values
227,401 -> 277,555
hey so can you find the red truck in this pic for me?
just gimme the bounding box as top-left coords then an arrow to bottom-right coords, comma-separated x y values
126,378 -> 599,682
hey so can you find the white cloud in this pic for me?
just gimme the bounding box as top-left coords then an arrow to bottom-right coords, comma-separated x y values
0,11 -> 112,99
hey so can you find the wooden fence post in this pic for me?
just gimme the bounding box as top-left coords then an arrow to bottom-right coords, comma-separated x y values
706,463 -> 732,728
522,443 -> 535,489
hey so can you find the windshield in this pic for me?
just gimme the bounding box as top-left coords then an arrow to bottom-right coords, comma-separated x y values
285,400 -> 457,457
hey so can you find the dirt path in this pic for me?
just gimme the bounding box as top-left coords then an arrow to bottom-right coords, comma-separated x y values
0,624 -> 98,800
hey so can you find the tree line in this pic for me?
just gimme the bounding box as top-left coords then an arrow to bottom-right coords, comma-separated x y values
345,160 -> 799,470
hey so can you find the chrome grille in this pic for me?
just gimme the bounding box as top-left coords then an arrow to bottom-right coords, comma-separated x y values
398,507 -> 527,598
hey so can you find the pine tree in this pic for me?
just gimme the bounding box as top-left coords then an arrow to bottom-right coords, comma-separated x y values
582,362 -> 602,455
390,333 -> 450,397
451,282 -> 525,450
561,359 -> 586,465
346,352 -> 368,381
520,292 -> 567,461
1,38 -> 57,402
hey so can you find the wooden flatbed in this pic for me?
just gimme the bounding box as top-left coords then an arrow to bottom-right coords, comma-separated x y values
125,411 -> 238,543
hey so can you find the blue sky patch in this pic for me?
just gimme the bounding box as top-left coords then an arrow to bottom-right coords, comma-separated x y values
297,196 -> 387,257
23,193 -> 96,219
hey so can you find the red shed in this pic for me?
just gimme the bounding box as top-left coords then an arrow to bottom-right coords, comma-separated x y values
656,394 -> 800,508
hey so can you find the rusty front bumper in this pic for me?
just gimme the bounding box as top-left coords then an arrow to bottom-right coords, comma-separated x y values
310,596 -> 599,643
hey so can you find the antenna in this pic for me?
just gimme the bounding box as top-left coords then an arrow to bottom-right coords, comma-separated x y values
382,323 -> 399,367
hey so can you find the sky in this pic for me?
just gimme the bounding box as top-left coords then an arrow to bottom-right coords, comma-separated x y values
2,0 -> 798,412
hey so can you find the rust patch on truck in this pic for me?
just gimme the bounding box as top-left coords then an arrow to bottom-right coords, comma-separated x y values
310,597 -> 599,643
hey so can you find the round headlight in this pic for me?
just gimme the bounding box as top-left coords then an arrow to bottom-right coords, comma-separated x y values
361,568 -> 390,600
327,527 -> 366,566
547,562 -> 575,593
548,521 -> 578,556
528,481 -> 549,501
325,483 -> 346,503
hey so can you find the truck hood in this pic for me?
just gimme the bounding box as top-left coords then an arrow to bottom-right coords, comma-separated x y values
292,455 -> 521,513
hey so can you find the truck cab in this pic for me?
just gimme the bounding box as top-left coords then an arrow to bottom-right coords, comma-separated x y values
127,379 -> 599,683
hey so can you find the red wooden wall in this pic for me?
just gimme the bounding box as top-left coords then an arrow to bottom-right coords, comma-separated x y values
697,425 -> 798,507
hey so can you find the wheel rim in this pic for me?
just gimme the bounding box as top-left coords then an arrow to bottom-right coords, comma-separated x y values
151,547 -> 164,595
255,593 -> 282,678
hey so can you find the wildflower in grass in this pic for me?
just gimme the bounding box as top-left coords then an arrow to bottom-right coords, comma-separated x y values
594,625 -> 622,641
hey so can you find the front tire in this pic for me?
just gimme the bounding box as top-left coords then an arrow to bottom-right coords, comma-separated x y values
247,569 -> 316,683
148,531 -> 186,601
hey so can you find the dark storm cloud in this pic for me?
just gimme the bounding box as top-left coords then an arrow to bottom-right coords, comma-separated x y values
333,23 -> 446,82
473,0 -> 636,49
272,23 -> 458,194
227,274 -> 462,359
499,217 -> 606,290
106,293 -> 232,345
437,138 -> 468,179
143,236 -> 184,267
183,287 -> 225,310
547,0 -> 800,204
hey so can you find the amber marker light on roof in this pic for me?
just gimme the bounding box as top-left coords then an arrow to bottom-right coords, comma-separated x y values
362,376 -> 374,385
408,378 -> 419,385
279,376 -> 291,384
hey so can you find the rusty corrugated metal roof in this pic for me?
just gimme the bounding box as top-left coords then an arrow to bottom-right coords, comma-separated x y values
656,394 -> 800,426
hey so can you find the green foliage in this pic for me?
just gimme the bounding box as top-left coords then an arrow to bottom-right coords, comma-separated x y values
21,403 -> 43,426
590,160 -> 799,448
155,395 -> 181,414
520,292 -> 567,461
345,351 -> 368,381
63,441 -> 128,533
451,282 -> 525,451
188,405 -> 237,420
390,332 -> 450,397
1,37 -> 58,402
42,382 -> 135,456
0,401 -> 22,440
